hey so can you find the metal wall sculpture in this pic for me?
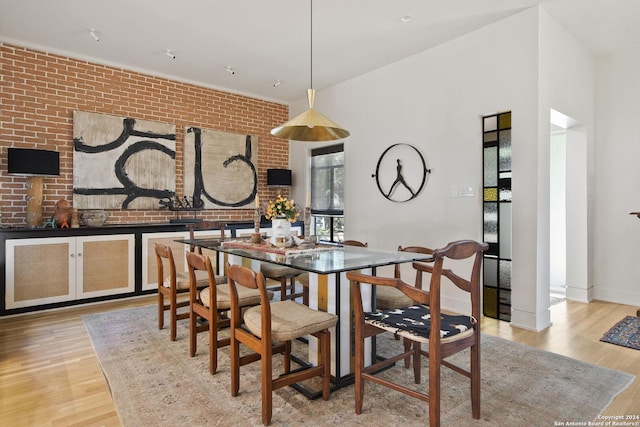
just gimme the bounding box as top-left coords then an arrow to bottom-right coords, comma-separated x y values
73,111 -> 176,209
372,143 -> 430,202
183,127 -> 258,208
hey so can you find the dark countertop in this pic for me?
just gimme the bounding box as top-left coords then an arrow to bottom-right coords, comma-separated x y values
0,219 -> 302,239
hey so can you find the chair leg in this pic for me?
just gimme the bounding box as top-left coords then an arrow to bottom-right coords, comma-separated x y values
158,291 -> 164,330
189,307 -> 197,357
403,337 -> 412,368
261,347 -> 273,425
289,276 -> 297,300
428,350 -> 441,427
412,342 -> 421,384
209,311 -> 217,375
283,341 -> 291,374
354,325 -> 364,414
170,292 -> 177,341
279,277 -> 287,301
230,333 -> 240,397
471,343 -> 480,419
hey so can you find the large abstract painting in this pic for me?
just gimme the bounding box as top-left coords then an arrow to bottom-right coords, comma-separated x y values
183,127 -> 258,209
73,111 -> 176,209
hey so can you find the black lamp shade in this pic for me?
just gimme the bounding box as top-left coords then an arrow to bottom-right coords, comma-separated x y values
7,148 -> 60,176
267,168 -> 292,186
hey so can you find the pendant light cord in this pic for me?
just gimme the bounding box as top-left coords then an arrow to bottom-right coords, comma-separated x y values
310,0 -> 313,90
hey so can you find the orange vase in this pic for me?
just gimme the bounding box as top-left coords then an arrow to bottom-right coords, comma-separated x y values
54,200 -> 73,227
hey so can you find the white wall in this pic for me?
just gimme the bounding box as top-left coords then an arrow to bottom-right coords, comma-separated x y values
289,6 -> 639,329
549,131 -> 566,288
294,7 -> 538,250
593,46 -> 640,305
293,7 -> 540,324
528,8 -> 595,329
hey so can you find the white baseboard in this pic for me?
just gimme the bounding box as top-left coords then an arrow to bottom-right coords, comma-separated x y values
592,286 -> 640,308
510,307 -> 551,331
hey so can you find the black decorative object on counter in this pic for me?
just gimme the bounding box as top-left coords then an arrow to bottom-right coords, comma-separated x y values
160,196 -> 205,223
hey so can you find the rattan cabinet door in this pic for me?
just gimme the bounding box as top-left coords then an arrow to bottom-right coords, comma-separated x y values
76,234 -> 135,299
5,237 -> 75,309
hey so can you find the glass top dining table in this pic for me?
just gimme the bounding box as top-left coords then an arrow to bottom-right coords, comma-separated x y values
183,237 -> 433,275
179,237 -> 433,396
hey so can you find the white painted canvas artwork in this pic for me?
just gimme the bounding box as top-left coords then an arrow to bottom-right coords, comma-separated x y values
183,127 -> 258,209
73,111 -> 176,209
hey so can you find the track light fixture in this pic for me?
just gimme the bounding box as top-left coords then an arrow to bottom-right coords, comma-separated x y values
226,66 -> 235,75
273,79 -> 281,87
89,29 -> 100,42
165,50 -> 176,59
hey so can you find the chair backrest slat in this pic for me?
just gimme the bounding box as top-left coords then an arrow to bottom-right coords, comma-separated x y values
342,240 -> 368,247
226,263 -> 272,337
188,221 -> 226,253
155,243 -> 177,287
395,245 -> 434,288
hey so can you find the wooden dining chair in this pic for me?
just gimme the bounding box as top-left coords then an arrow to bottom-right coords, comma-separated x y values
227,263 -> 338,426
188,220 -> 229,284
188,220 -> 226,253
347,239 -> 488,427
260,263 -> 306,303
155,243 -> 209,341
186,251 -> 262,374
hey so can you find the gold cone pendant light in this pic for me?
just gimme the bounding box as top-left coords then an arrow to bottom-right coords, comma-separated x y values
271,89 -> 350,141
271,0 -> 349,142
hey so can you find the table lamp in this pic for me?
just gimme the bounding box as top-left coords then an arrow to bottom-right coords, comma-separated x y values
267,168 -> 292,197
267,168 -> 292,186
7,147 -> 60,228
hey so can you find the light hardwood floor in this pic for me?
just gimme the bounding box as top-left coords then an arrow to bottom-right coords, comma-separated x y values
1,296 -> 638,426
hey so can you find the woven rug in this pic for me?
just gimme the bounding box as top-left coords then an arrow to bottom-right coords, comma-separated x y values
83,305 -> 634,427
600,315 -> 640,350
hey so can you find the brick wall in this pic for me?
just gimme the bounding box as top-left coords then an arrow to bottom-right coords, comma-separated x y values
0,43 -> 290,226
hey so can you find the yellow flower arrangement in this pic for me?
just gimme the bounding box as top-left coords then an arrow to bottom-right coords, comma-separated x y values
265,194 -> 299,222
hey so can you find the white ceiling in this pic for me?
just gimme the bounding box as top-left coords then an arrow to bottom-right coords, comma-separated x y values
1,0 -> 639,103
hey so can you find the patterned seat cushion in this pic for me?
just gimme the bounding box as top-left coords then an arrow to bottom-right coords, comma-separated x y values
244,301 -> 337,342
365,305 -> 475,344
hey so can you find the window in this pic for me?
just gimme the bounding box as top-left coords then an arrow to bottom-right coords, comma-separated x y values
310,144 -> 344,243
482,111 -> 512,322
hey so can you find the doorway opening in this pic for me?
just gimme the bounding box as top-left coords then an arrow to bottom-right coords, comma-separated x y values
550,123 -> 566,305
549,109 -> 588,307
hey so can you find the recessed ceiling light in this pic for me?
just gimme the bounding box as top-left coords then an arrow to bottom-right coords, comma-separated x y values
399,15 -> 413,23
